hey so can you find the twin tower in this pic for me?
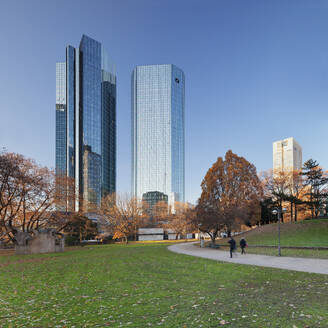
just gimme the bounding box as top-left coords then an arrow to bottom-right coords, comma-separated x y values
56,35 -> 185,211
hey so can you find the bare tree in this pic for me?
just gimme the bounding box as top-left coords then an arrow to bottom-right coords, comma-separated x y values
151,201 -> 169,225
0,152 -> 55,245
260,169 -> 308,222
100,193 -> 146,243
164,202 -> 191,239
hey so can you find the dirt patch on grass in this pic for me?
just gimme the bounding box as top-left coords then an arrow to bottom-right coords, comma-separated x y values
0,249 -> 14,256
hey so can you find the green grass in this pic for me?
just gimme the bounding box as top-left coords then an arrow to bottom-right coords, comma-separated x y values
213,219 -> 328,258
221,219 -> 328,247
0,243 -> 327,327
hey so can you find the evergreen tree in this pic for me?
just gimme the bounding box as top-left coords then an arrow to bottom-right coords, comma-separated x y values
302,159 -> 328,218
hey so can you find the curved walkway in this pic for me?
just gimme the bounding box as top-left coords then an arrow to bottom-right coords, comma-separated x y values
168,242 -> 328,275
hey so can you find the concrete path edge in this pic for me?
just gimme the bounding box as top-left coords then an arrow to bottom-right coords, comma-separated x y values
168,242 -> 328,275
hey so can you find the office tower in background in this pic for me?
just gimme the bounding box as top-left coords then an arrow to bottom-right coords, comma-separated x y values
273,137 -> 302,172
56,35 -> 116,211
131,64 -> 185,207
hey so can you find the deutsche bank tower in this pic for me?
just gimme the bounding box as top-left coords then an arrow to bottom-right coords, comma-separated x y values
56,35 -> 116,211
132,65 -> 185,206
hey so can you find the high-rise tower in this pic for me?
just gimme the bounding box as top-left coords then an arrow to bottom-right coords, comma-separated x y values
131,64 -> 185,206
56,35 -> 116,211
273,137 -> 302,172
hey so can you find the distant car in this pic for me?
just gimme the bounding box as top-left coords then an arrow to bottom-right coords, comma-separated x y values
220,232 -> 228,238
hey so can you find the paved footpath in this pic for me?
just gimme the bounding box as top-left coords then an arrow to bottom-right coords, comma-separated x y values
168,242 -> 328,275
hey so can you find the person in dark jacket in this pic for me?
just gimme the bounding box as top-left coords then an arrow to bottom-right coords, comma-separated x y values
228,237 -> 236,258
240,237 -> 247,254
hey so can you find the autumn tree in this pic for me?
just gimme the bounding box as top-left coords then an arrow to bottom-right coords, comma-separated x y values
261,169 -> 291,222
260,168 -> 310,222
290,169 -> 305,221
196,150 -> 262,245
63,214 -> 98,243
0,152 -> 57,245
164,202 -> 192,239
54,175 -> 76,213
100,193 -> 147,243
261,170 -> 290,204
141,200 -> 168,227
151,201 -> 169,225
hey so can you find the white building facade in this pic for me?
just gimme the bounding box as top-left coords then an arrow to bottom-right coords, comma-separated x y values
273,137 -> 302,172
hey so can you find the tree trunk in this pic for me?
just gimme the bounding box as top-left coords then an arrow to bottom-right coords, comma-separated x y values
294,203 -> 297,222
290,201 -> 293,222
210,231 -> 218,246
310,190 -> 314,219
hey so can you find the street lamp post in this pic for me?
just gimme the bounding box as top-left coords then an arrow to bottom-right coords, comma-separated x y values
272,207 -> 287,256
198,223 -> 201,247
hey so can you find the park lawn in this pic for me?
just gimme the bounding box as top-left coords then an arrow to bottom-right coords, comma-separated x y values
0,243 -> 327,328
221,219 -> 328,247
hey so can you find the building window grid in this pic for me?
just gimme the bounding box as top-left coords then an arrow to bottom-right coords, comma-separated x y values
133,65 -> 184,204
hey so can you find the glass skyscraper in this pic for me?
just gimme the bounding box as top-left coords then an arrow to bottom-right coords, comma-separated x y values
56,35 -> 116,211
132,64 -> 185,206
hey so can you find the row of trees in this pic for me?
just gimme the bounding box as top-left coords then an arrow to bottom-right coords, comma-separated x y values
2,149 -> 327,247
260,159 -> 328,223
99,194 -> 193,243
0,150 -> 193,246
193,151 -> 328,245
0,151 -> 98,246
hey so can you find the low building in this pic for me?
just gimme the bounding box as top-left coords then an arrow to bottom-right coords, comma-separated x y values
138,228 -> 164,241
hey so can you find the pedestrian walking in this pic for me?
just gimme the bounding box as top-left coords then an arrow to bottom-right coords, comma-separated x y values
228,236 -> 236,258
240,237 -> 247,254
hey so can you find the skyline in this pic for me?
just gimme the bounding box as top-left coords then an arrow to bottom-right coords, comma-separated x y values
1,0 -> 328,204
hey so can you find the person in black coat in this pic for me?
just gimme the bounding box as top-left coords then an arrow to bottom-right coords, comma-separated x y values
228,237 -> 236,258
240,237 -> 247,254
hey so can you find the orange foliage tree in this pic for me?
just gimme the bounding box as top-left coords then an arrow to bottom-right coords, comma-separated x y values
163,202 -> 193,239
196,150 -> 262,245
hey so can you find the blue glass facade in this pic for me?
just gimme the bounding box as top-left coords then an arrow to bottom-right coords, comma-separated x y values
66,46 -> 75,179
55,62 -> 67,176
131,64 -> 185,206
171,66 -> 185,203
55,35 -> 116,211
101,71 -> 116,196
79,36 -> 102,155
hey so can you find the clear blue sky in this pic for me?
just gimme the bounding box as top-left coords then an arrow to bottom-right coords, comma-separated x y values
1,0 -> 328,204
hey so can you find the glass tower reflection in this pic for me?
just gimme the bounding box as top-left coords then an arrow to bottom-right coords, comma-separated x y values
132,64 -> 185,206
55,35 -> 116,211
